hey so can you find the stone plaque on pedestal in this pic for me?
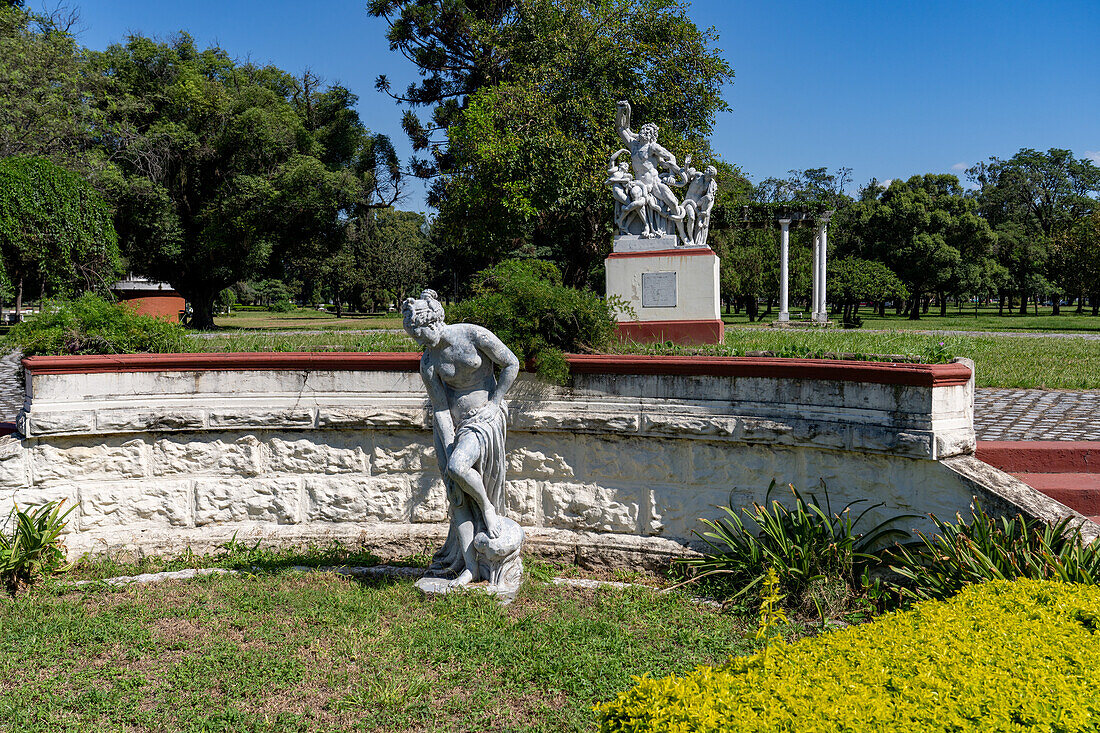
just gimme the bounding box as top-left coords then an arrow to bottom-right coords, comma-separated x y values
641,272 -> 677,308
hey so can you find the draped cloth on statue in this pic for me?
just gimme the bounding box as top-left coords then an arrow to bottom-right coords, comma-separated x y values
429,403 -> 508,573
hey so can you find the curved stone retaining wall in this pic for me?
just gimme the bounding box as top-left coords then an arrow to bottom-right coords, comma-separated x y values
1,352 -> 1090,566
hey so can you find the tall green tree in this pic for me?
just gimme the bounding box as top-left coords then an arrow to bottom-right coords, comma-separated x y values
0,6 -> 99,166
90,35 -> 398,328
968,148 -> 1100,313
0,157 -> 120,317
369,0 -> 732,289
844,175 -> 993,320
828,257 -> 907,323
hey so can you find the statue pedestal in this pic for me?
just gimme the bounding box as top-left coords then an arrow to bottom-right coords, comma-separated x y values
605,244 -> 723,345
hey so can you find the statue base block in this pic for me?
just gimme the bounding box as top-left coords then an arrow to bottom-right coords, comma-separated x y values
612,234 -> 679,253
415,516 -> 524,604
414,575 -> 521,605
605,246 -> 723,346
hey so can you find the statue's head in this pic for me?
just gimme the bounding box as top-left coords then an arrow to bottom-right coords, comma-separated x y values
640,123 -> 659,143
402,289 -> 445,347
705,165 -> 717,179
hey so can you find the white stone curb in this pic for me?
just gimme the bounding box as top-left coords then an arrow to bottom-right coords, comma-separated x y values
63,564 -> 708,602
68,567 -> 237,587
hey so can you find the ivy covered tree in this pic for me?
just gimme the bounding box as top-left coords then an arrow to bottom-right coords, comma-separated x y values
0,157 -> 120,318
369,0 -> 733,289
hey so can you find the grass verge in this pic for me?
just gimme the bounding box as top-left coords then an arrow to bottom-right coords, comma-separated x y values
618,329 -> 1100,390
213,309 -> 404,331
726,305 -> 1100,333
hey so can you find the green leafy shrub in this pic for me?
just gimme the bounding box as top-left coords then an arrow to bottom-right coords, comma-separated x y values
676,481 -> 911,613
5,293 -> 186,356
268,299 -> 295,313
0,500 -> 73,593
597,579 -> 1100,732
888,504 -> 1100,602
449,259 -> 618,382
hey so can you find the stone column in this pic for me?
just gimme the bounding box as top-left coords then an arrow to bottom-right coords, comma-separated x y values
778,219 -> 791,322
813,222 -> 829,322
811,226 -> 823,322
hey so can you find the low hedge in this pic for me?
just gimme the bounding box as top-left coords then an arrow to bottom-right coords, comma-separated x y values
597,579 -> 1100,732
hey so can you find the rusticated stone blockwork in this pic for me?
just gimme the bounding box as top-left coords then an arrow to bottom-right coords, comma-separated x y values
4,352 -> 1084,565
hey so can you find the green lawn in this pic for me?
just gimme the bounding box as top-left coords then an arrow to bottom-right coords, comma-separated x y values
185,330 -> 415,353
212,308 -> 403,331
0,571 -> 753,732
727,304 -> 1100,333
621,328 -> 1100,390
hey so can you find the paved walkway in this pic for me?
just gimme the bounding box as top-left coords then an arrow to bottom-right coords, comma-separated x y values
974,389 -> 1100,442
1,350 -> 1096,440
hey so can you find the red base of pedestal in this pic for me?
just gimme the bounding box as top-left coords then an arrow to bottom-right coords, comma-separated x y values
615,319 -> 724,345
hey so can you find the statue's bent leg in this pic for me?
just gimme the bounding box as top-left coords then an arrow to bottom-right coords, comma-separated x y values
446,431 -> 503,538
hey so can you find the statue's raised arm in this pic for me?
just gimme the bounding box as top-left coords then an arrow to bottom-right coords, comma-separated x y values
615,100 -> 636,145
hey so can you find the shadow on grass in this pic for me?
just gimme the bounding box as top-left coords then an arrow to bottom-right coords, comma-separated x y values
64,535 -> 434,583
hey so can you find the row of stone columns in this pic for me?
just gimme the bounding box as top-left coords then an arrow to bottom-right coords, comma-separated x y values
776,219 -> 828,324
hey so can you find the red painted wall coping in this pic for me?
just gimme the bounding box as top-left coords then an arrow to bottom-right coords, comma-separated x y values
22,352 -> 972,387
976,441 -> 1100,473
615,319 -> 724,346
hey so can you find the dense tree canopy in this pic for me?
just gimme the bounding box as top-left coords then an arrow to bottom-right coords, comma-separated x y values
0,6 -> 97,165
841,175 -> 993,319
370,0 -> 733,289
89,34 -> 400,328
968,149 -> 1100,313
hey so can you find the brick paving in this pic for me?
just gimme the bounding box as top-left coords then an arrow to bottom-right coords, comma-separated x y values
0,349 -> 1096,440
974,389 -> 1100,442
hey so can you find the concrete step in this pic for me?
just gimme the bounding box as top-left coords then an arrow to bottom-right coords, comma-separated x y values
977,442 -> 1100,521
1010,473 -> 1100,516
976,441 -> 1100,474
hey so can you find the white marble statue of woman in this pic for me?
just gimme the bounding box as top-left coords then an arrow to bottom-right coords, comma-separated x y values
402,290 -> 524,593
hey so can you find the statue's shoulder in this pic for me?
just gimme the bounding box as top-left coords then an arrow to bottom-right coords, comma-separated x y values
419,350 -> 435,377
451,322 -> 493,340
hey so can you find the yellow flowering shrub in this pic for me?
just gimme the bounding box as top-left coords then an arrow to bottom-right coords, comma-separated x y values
597,579 -> 1100,732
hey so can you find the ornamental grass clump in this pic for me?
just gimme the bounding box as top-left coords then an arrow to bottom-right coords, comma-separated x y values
887,503 -> 1100,601
597,579 -> 1100,732
676,481 -> 912,613
0,500 -> 73,593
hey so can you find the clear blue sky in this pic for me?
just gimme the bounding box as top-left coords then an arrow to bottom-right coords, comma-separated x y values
71,0 -> 1100,211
